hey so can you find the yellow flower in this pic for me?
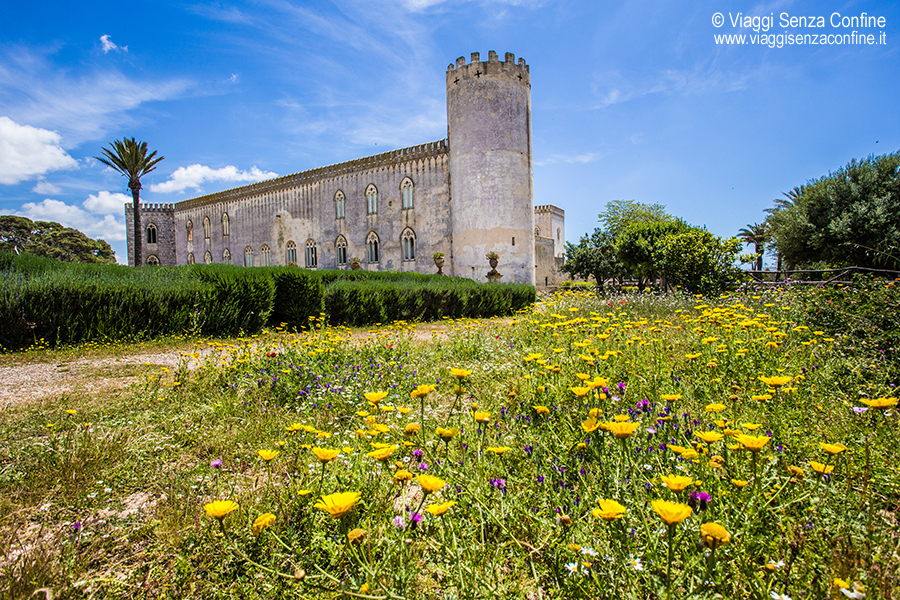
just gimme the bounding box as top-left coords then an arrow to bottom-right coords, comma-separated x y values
759,375 -> 793,388
651,499 -> 693,525
410,384 -> 436,398
751,394 -> 772,401
570,386 -> 591,397
613,414 -> 631,422
473,411 -> 491,423
450,368 -> 473,379
741,422 -> 762,430
417,474 -> 446,494
367,446 -> 397,461
298,489 -> 313,496
860,397 -> 898,408
735,434 -> 770,452
667,444 -> 688,455
606,421 -> 640,438
700,522 -> 731,549
364,391 -> 389,404
312,447 -> 340,463
533,405 -> 550,415
575,373 -> 591,381
681,449 -> 700,460
257,449 -> 279,461
347,528 -> 367,545
252,513 -> 276,536
397,406 -> 411,415
404,423 -> 421,437
436,427 -> 459,441
204,500 -> 239,520
591,499 -> 627,521
787,465 -> 805,479
660,474 -> 693,493
425,501 -> 457,516
359,583 -> 370,593
810,461 -> 834,475
394,469 -> 414,482
731,479 -> 748,488
65,409 -> 78,415
820,442 -> 847,455
661,394 -> 682,402
704,403 -> 725,413
581,417 -> 602,433
695,431 -> 724,444
486,446 -> 511,454
314,491 -> 361,518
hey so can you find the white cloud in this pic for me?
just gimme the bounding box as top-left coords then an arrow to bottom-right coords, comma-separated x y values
535,151 -> 606,166
16,198 -> 126,241
0,117 -> 78,184
32,180 -> 62,195
100,35 -> 128,53
150,164 -> 278,194
84,190 -> 131,214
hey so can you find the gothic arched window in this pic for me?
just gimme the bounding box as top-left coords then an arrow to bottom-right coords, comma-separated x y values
223,248 -> 232,264
535,226 -> 541,236
204,250 -> 212,264
222,213 -> 230,236
286,241 -> 297,265
400,177 -> 414,210
147,255 -> 159,266
366,231 -> 379,263
401,228 -> 416,261
203,217 -> 211,240
146,223 -> 157,245
243,246 -> 253,267
335,236 -> 348,267
188,252 -> 195,265
186,220 -> 193,242
305,239 -> 318,268
261,244 -> 270,267
365,184 -> 378,215
335,190 -> 345,220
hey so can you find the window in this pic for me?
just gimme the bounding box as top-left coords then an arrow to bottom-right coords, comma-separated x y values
366,231 -> 380,263
186,220 -> 193,242
401,177 -> 414,210
188,252 -> 195,265
147,255 -> 159,266
366,184 -> 378,215
222,213 -> 230,236
204,251 -> 212,264
223,248 -> 232,264
557,228 -> 561,241
244,246 -> 253,267
261,244 -> 270,267
146,223 -> 157,244
203,217 -> 211,240
305,239 -> 318,268
535,226 -> 541,236
335,236 -> 348,267
334,190 -> 345,219
286,241 -> 297,265
401,228 -> 416,261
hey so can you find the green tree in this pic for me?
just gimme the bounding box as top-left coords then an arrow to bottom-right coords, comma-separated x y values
766,152 -> 900,269
614,219 -> 690,288
599,199 -> 672,238
95,138 -> 164,267
736,222 -> 769,271
0,215 -> 116,263
652,229 -> 742,295
560,229 -> 624,289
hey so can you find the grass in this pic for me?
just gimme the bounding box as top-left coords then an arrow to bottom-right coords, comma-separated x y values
1,286 -> 899,599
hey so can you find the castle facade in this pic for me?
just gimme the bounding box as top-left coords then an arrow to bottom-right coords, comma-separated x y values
127,52 -> 565,285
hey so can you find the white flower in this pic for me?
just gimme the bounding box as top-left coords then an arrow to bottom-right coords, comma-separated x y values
839,582 -> 866,599
770,592 -> 792,600
627,556 -> 644,571
564,562 -> 578,575
768,559 -> 786,569
581,546 -> 599,557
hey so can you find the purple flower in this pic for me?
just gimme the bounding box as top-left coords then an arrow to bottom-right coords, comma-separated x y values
211,459 -> 223,469
537,475 -> 545,484
490,478 -> 507,493
687,490 -> 712,511
392,515 -> 405,528
852,406 -> 869,414
412,448 -> 423,458
411,512 -> 423,524
72,522 -> 83,533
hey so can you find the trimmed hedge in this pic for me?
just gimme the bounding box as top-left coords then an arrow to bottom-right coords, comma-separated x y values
0,250 -> 535,350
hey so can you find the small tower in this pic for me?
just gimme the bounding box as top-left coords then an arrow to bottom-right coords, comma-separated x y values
446,51 -> 535,284
125,203 -> 176,266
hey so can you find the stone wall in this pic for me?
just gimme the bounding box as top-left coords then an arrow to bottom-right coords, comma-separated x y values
125,203 -> 176,266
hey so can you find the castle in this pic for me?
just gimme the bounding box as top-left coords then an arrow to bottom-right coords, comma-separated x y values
126,52 -> 565,286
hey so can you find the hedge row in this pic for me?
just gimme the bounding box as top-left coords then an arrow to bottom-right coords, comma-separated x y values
0,252 -> 535,351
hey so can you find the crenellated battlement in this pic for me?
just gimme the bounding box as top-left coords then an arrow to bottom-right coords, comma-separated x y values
535,204 -> 565,216
176,139 -> 449,211
134,203 -> 175,212
446,51 -> 529,85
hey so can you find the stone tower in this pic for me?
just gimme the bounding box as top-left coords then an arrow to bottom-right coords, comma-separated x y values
125,203 -> 176,266
446,51 -> 535,284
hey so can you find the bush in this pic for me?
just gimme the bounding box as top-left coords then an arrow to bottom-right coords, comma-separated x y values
268,268 -> 324,330
189,264 -> 275,337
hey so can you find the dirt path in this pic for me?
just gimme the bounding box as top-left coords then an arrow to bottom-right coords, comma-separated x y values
0,321 -> 462,409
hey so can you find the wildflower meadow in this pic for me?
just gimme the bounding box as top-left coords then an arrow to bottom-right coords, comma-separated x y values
2,281 -> 899,599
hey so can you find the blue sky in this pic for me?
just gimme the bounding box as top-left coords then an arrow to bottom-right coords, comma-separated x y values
1,0 -> 898,266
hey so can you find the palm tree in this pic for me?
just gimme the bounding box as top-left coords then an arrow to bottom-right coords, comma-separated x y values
95,139 -> 164,267
737,222 -> 769,271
